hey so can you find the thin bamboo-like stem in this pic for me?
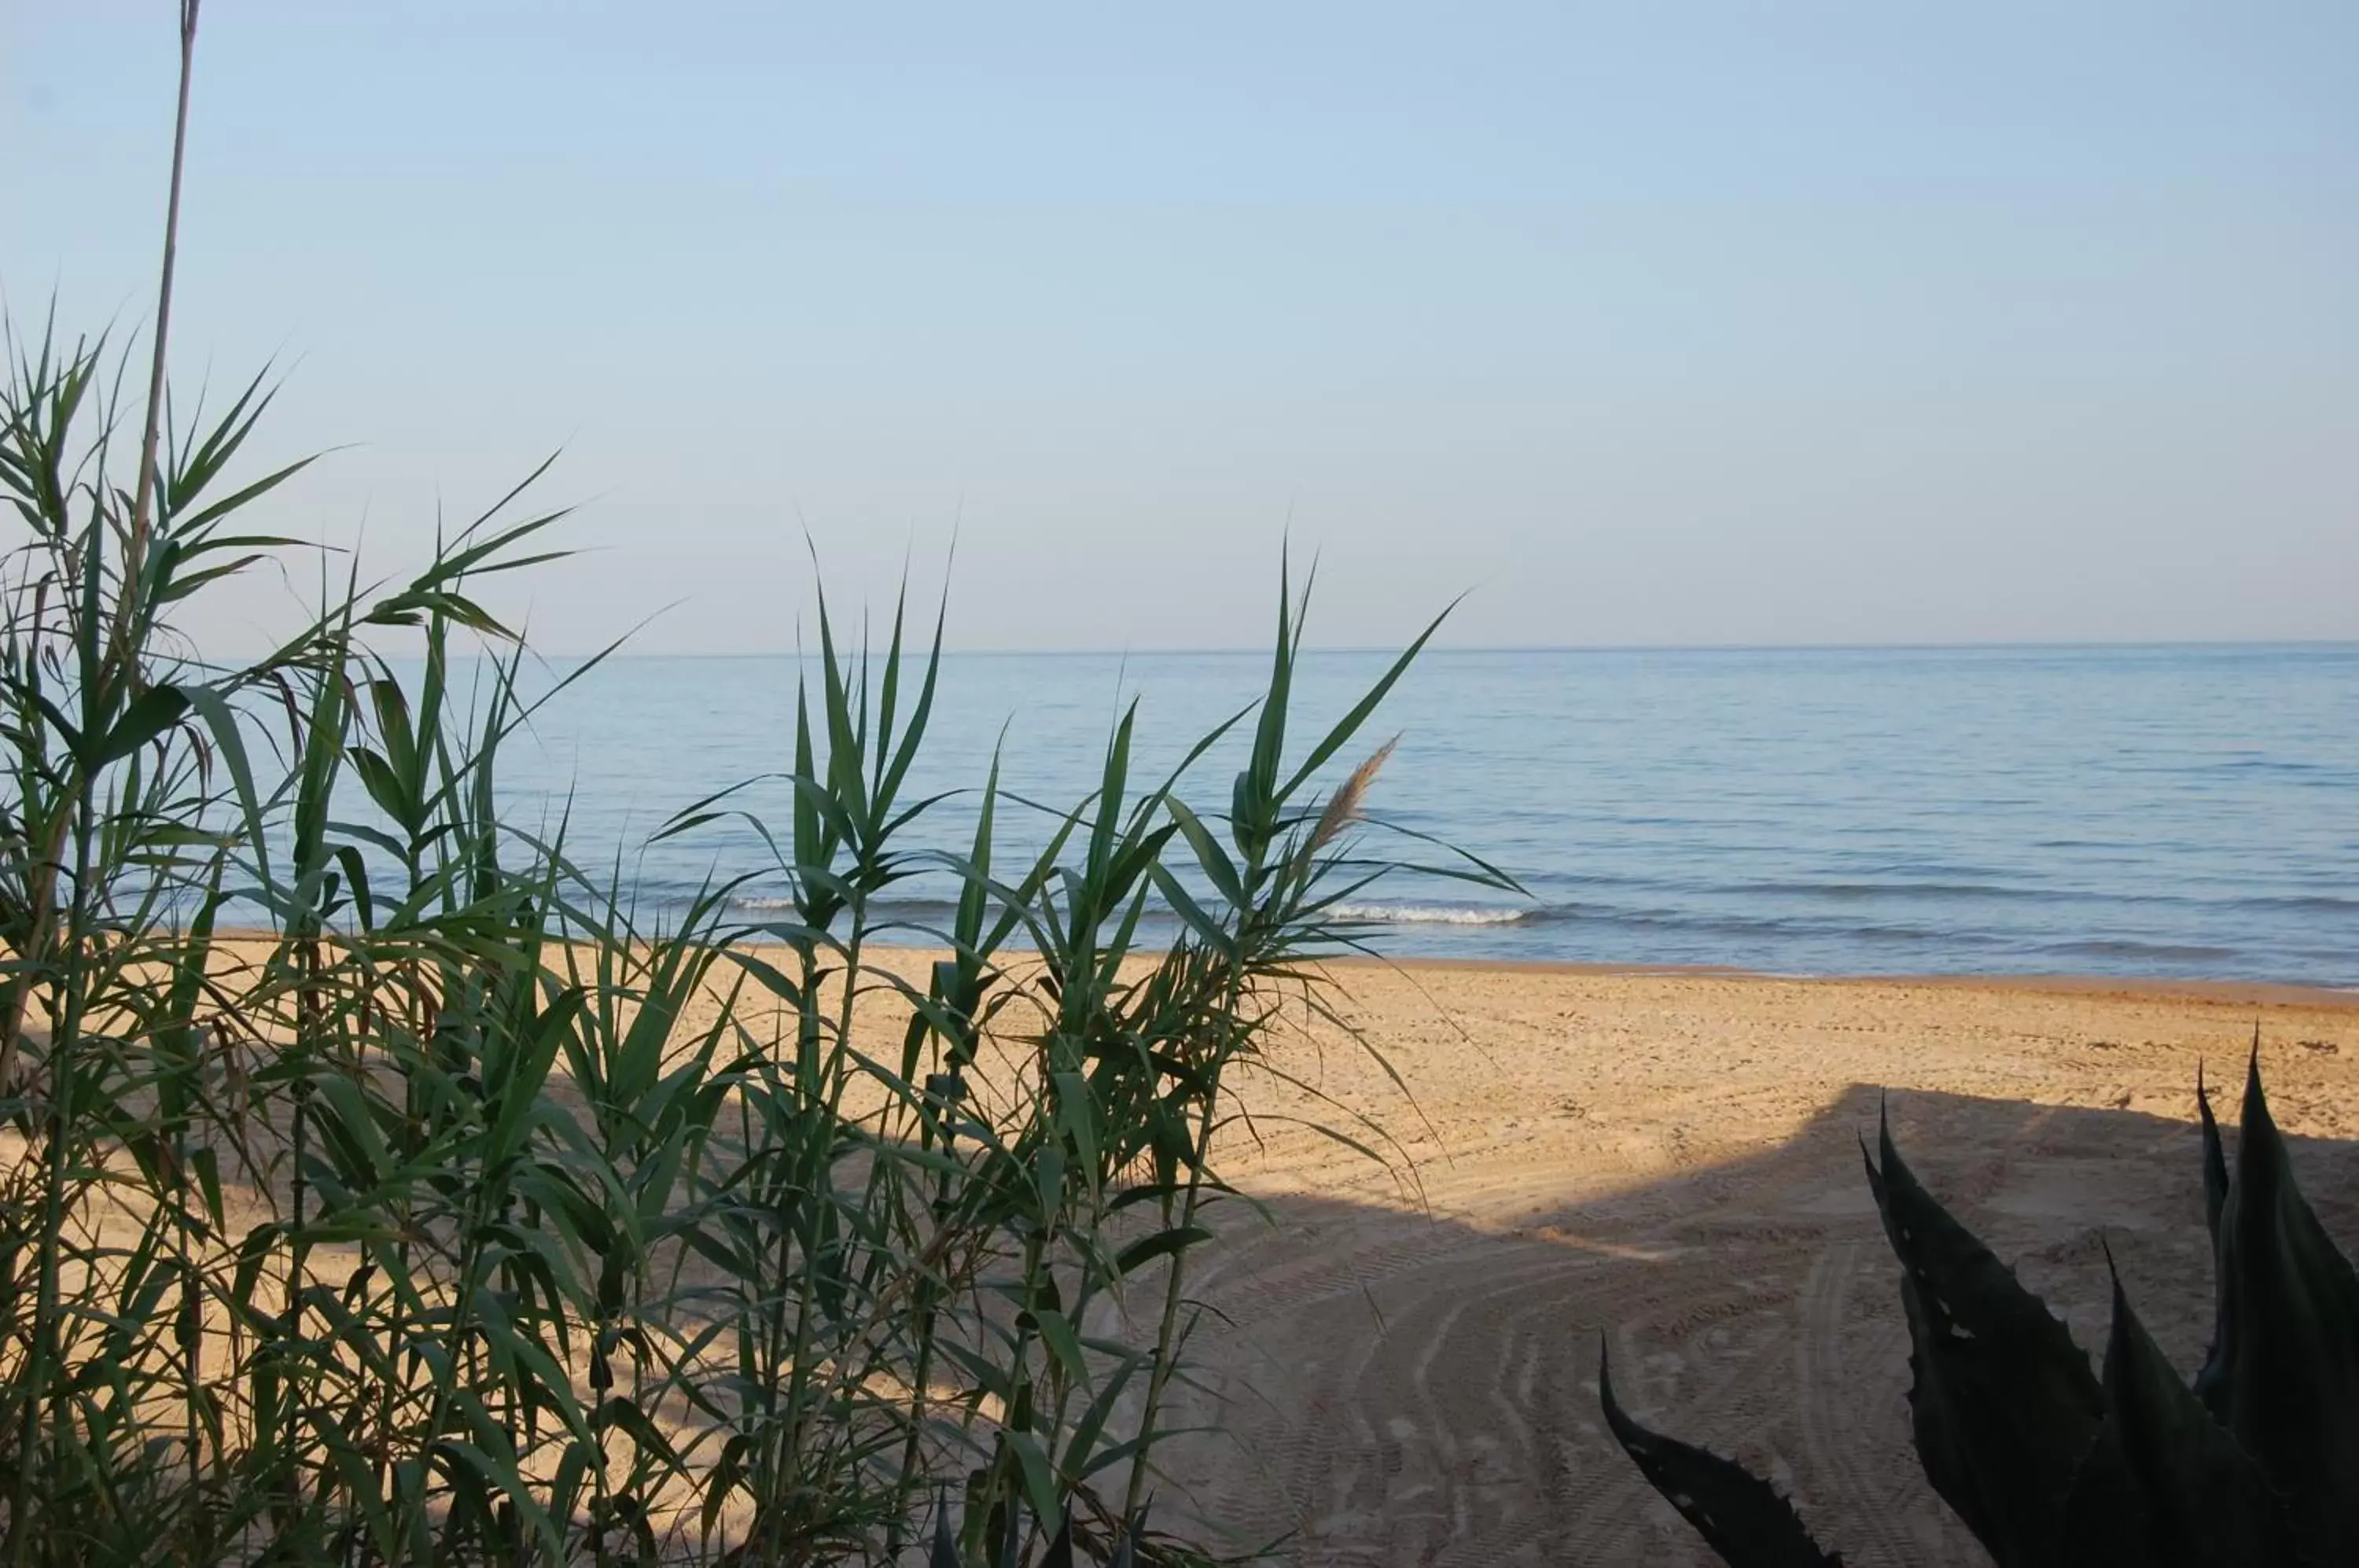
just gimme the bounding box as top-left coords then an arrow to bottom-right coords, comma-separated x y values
771,886 -> 870,1534
9,787 -> 94,1568
1122,968 -> 1241,1524
125,0 -> 202,587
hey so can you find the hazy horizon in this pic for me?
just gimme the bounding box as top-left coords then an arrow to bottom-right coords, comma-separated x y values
6,3 -> 2354,655
510,636 -> 2359,660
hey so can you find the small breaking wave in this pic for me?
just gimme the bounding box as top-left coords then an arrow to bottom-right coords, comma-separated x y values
1330,903 -> 1533,927
2036,937 -> 2242,964
733,894 -> 966,922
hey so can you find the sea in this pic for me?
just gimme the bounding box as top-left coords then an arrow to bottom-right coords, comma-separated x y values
480,644 -> 2359,989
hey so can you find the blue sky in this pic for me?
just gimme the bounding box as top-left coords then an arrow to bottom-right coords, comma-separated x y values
5,4 -> 2354,652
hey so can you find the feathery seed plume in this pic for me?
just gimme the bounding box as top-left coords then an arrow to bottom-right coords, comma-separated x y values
1311,736 -> 1397,852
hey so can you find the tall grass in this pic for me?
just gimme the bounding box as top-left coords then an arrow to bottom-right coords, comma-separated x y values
0,13 -> 1511,1562
0,322 -> 1503,1568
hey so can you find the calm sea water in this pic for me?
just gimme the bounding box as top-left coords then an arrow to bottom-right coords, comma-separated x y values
481,645 -> 2359,988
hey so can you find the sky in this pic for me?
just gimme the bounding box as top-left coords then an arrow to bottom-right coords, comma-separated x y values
4,3 -> 2355,654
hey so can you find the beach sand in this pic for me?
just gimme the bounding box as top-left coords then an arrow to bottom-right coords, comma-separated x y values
1128,961 -> 2359,1566
17,948 -> 2356,1563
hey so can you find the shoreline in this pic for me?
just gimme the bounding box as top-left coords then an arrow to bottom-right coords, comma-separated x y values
1306,951 -> 2359,1011
201,927 -> 2359,1010
756,941 -> 2359,1014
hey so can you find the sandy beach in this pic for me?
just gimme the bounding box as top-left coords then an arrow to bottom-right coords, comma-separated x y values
1115,960 -> 2359,1566
13,945 -> 2355,1565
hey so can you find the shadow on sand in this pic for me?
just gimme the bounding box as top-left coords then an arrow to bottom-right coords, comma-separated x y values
1150,1084 -> 2359,1568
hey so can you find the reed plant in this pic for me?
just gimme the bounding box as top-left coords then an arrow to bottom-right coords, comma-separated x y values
0,14 -> 1518,1560
0,311 -> 1500,1567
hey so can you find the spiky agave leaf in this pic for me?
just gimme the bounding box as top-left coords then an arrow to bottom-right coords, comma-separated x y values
1106,1500 -> 1150,1568
1598,1340 -> 1843,1567
2195,1062 -> 2230,1250
2195,1050 -> 2359,1562
933,1496 -> 962,1568
1864,1110 -> 2103,1568
1037,1510 -> 1075,1568
2059,1265 -> 2298,1567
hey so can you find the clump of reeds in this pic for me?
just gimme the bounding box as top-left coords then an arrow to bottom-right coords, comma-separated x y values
0,18 -> 1509,1564
0,321 -> 1500,1567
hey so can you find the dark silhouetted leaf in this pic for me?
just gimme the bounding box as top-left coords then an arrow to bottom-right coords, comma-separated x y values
1599,1340 -> 1842,1567
2195,1051 -> 2359,1562
2060,1268 -> 2299,1567
1864,1112 -> 2103,1568
2196,1064 -> 2229,1250
1106,1501 -> 1149,1568
932,1497 -> 962,1568
1037,1511 -> 1073,1568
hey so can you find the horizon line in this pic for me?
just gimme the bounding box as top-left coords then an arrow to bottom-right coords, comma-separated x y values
496,635 -> 2359,660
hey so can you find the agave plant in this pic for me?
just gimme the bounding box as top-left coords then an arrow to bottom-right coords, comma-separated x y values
926,1500 -> 1147,1568
1599,1051 -> 2359,1568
